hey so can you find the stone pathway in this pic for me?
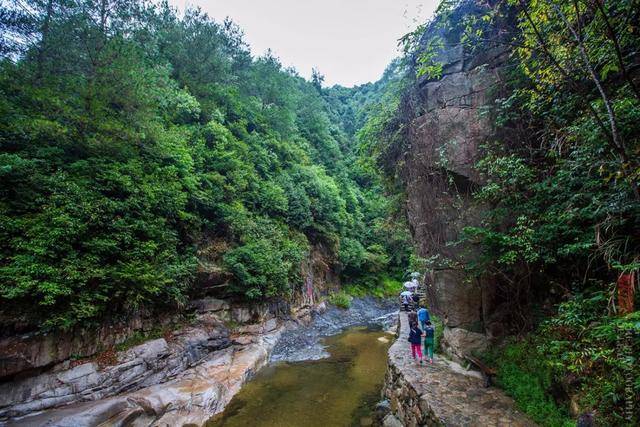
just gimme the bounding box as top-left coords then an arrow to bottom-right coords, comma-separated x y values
384,313 -> 536,427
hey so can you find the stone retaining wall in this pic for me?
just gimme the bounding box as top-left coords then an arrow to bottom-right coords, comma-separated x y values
382,313 -> 535,427
384,361 -> 443,426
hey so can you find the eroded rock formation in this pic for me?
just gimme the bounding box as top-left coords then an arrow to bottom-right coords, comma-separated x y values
0,242 -> 339,424
1,300 -> 326,425
398,1 -> 514,358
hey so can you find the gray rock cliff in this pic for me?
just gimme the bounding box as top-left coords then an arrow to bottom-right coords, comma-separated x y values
398,1 -> 514,358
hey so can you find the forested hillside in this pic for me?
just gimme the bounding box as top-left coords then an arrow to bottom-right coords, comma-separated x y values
0,0 -> 409,332
1,0 -> 639,424
363,0 -> 640,424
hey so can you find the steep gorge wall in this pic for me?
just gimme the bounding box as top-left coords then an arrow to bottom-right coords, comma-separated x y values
0,243 -> 339,421
399,2 -> 513,358
1,302 -> 327,425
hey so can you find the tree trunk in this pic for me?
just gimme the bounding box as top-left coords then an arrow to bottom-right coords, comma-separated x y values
553,3 -> 639,199
589,0 -> 640,101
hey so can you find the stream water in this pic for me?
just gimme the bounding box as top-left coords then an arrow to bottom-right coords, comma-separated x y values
208,326 -> 393,427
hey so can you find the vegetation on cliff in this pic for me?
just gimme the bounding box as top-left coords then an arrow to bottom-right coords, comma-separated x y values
363,0 -> 639,424
0,0 -> 409,331
1,0 -> 638,423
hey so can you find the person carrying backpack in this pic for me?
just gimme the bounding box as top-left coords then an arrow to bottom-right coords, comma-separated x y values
408,321 -> 424,364
417,305 -> 430,330
400,292 -> 412,312
408,310 -> 418,326
423,320 -> 435,363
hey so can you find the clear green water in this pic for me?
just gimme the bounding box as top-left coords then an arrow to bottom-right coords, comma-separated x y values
207,326 -> 393,427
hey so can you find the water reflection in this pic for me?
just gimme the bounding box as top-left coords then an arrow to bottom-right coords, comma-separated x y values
208,326 -> 392,427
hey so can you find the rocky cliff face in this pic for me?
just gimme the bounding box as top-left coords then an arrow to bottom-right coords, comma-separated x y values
399,1 -> 513,358
0,242 -> 338,379
1,303 -> 325,426
0,299 -> 329,424
0,243 -> 339,423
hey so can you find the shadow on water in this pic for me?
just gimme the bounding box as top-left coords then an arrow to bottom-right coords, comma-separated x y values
207,326 -> 393,427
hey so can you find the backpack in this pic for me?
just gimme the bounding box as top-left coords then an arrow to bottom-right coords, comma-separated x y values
424,325 -> 434,338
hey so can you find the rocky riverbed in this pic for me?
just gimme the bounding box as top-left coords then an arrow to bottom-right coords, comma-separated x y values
209,326 -> 395,427
1,297 -> 397,426
271,296 -> 397,362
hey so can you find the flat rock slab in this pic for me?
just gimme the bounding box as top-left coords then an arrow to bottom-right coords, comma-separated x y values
386,313 -> 536,427
6,329 -> 283,427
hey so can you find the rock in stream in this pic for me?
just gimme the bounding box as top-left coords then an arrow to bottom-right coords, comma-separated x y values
271,296 -> 398,362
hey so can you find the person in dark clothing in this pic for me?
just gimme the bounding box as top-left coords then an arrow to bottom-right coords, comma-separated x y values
408,311 -> 418,326
412,292 -> 420,306
400,292 -> 412,311
423,320 -> 435,363
408,321 -> 424,364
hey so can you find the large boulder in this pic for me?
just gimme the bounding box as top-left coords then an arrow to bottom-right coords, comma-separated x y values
428,270 -> 483,331
442,327 -> 489,361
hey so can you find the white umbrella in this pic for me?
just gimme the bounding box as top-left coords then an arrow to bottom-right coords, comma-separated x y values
400,290 -> 413,297
404,281 -> 417,290
410,272 -> 421,280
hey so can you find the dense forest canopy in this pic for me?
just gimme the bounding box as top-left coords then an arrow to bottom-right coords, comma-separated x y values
0,0 -> 409,331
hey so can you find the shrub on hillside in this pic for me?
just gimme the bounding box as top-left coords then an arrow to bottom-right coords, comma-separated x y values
484,289 -> 640,426
328,291 -> 353,309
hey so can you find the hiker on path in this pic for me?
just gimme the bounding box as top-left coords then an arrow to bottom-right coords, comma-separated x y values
408,311 -> 418,326
408,321 -> 424,364
400,291 -> 412,312
411,291 -> 420,306
417,305 -> 430,330
403,280 -> 417,292
423,320 -> 435,363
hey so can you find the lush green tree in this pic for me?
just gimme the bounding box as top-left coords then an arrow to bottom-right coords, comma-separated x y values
0,0 -> 411,331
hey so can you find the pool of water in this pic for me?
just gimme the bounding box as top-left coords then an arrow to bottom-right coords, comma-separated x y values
208,326 -> 393,427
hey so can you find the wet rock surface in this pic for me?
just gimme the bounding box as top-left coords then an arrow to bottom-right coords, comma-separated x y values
7,330 -> 281,427
0,324 -> 232,422
384,312 -> 536,427
1,297 -> 397,426
271,296 -> 397,362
